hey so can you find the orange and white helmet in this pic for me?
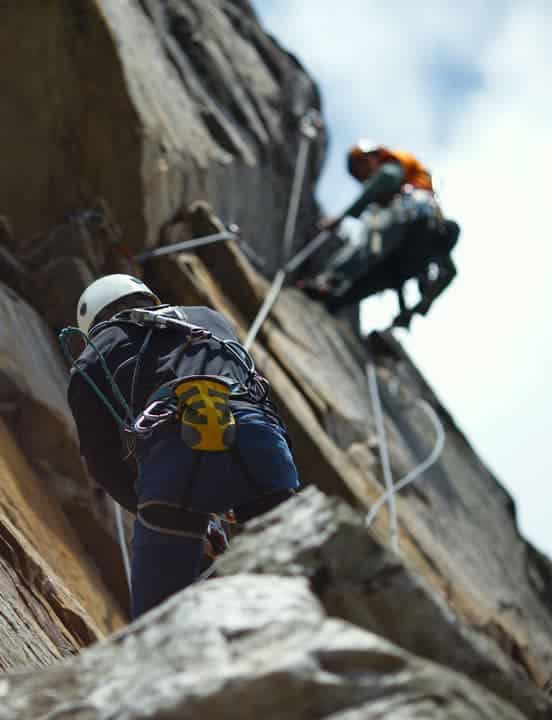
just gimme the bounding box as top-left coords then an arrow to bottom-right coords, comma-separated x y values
76,274 -> 160,334
347,140 -> 385,180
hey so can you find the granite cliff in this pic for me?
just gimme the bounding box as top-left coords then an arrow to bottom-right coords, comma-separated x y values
0,2 -> 550,717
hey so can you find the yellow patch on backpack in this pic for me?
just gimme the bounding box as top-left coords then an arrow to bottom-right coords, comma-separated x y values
174,377 -> 236,451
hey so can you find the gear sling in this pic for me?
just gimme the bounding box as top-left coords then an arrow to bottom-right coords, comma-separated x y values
84,305 -> 281,541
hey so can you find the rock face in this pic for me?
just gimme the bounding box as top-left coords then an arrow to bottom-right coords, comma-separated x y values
0,574 -> 529,720
0,0 -> 551,717
1,0 -> 323,269
218,487 -> 551,719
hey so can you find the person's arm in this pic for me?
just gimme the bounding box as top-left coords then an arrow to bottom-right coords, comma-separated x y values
68,374 -> 138,513
344,162 -> 405,218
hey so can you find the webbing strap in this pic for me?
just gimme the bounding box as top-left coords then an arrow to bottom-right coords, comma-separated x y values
138,502 -> 210,539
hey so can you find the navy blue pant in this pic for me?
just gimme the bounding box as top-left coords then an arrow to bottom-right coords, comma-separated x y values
131,407 -> 299,617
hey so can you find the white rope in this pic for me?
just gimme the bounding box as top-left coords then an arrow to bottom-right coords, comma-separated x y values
281,133 -> 312,265
284,227 -> 332,274
114,502 -> 132,590
197,561 -> 218,583
244,269 -> 286,351
243,226 -> 334,351
365,397 -> 446,537
243,110 -> 324,352
366,362 -> 399,553
135,229 -> 237,262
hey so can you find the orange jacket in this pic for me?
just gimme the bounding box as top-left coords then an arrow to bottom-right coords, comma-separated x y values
378,148 -> 433,192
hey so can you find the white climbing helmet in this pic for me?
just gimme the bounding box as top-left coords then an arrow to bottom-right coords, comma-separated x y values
76,274 -> 161,334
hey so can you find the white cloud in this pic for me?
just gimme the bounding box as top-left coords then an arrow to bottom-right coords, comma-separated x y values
251,0 -> 552,556
404,2 -> 552,550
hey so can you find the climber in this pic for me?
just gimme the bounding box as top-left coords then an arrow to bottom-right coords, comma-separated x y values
66,274 -> 299,618
300,141 -> 460,328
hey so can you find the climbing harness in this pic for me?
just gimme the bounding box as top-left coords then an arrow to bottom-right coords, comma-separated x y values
136,375 -> 237,452
61,305 -> 270,440
59,304 -> 274,576
364,362 -> 445,553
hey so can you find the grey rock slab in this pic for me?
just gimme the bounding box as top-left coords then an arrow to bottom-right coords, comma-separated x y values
0,0 -> 323,269
217,487 -> 551,719
0,575 -> 526,720
0,283 -> 129,610
364,333 -> 552,687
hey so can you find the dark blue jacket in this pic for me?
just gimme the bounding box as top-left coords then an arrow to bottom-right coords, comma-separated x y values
68,306 -> 266,512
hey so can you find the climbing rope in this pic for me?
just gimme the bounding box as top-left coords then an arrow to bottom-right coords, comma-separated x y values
280,110 -> 322,266
244,109 -> 326,350
366,361 -> 399,553
365,368 -> 446,551
135,223 -> 266,270
244,269 -> 286,351
59,327 -> 134,427
59,311 -> 267,592
244,226 -> 338,350
114,504 -> 132,588
59,326 -> 136,590
135,227 -> 239,262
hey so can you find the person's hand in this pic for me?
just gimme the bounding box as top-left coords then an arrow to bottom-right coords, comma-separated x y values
204,516 -> 230,559
317,216 -> 341,232
392,310 -> 413,330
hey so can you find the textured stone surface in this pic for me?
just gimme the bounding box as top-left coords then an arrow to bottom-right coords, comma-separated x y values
1,0 -> 324,270
193,215 -> 552,689
150,204 -> 552,697
0,418 -> 124,669
0,575 -> 527,720
218,487 -> 551,719
363,332 -> 552,689
0,284 -> 129,614
0,1 -> 550,714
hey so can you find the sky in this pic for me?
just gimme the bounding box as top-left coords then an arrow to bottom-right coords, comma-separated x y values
250,0 -> 552,558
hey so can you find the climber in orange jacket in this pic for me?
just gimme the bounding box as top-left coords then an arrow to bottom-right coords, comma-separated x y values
302,141 -> 460,328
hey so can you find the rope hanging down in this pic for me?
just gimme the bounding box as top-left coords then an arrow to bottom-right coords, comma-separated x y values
280,111 -> 322,266
366,362 -> 399,553
60,326 -> 137,590
365,366 -> 445,552
115,504 -> 132,588
244,109 -> 327,351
